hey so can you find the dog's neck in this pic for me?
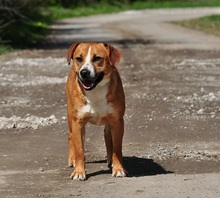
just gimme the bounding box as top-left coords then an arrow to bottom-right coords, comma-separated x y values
84,78 -> 110,103
78,78 -> 112,125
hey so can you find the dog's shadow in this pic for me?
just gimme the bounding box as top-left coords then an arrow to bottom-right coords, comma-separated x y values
87,156 -> 173,179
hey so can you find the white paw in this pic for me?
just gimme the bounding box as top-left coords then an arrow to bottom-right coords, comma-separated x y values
112,169 -> 127,177
70,171 -> 86,181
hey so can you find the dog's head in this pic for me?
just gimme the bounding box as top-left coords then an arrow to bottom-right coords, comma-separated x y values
67,42 -> 121,91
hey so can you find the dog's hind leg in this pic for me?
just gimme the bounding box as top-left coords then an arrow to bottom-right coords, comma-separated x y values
104,124 -> 113,168
110,118 -> 127,177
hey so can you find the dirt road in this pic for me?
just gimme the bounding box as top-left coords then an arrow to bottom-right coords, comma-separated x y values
1,8 -> 220,197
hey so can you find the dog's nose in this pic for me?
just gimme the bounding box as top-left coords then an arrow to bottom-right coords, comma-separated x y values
80,69 -> 91,78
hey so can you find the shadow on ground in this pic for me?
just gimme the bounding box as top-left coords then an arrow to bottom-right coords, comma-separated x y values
35,21 -> 154,49
38,38 -> 154,49
124,156 -> 173,177
86,156 -> 173,179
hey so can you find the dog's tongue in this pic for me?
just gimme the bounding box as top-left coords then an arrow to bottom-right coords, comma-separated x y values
82,80 -> 94,90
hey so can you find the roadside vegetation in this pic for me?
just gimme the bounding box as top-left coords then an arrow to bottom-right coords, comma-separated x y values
175,15 -> 220,37
1,0 -> 220,54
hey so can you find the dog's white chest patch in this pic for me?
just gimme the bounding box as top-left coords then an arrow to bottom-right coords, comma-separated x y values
78,80 -> 112,125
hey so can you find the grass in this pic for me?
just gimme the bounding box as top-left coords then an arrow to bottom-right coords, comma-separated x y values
0,44 -> 12,55
47,5 -> 118,18
175,15 -> 220,37
47,1 -> 220,18
131,0 -> 220,9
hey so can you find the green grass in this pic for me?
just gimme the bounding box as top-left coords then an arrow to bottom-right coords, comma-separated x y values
0,44 -> 12,55
47,4 -> 123,19
47,1 -> 220,18
131,0 -> 220,9
175,15 -> 220,37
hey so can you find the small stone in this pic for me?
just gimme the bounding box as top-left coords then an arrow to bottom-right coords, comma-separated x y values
38,167 -> 44,172
211,114 -> 216,118
62,116 -> 66,121
197,109 -> 204,115
32,124 -> 39,130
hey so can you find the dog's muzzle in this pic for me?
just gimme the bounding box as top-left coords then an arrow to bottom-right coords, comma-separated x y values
78,69 -> 104,91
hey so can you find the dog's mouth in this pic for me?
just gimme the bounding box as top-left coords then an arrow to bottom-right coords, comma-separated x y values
79,72 -> 104,91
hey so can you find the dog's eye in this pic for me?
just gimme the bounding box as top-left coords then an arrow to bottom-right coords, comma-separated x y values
76,57 -> 83,63
93,56 -> 102,62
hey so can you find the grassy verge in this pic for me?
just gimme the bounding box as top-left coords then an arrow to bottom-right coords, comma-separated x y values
48,1 -> 220,18
47,4 -> 122,19
175,15 -> 220,37
131,0 -> 220,9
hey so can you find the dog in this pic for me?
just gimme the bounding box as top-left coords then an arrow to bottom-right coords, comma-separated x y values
66,42 -> 126,180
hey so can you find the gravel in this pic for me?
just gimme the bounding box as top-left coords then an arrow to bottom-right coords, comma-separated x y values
0,114 -> 59,130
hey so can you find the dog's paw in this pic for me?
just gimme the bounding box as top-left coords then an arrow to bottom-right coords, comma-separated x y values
70,170 -> 86,181
112,168 -> 127,178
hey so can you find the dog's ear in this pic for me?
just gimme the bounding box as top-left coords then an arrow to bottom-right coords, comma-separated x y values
67,42 -> 80,65
103,43 -> 121,66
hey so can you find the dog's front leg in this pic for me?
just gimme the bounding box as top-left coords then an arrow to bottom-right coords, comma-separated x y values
110,118 -> 127,177
69,120 -> 86,181
68,131 -> 75,167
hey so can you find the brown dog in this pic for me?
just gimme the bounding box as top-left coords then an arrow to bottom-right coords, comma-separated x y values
66,42 -> 126,180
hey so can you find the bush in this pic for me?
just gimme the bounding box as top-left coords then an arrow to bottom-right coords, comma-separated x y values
0,0 -> 128,48
0,0 -> 51,48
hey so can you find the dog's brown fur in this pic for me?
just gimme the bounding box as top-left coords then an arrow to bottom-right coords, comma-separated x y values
66,42 -> 126,180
